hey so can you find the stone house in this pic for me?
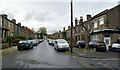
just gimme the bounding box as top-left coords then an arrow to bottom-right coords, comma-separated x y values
0,14 -> 9,41
88,5 -> 120,49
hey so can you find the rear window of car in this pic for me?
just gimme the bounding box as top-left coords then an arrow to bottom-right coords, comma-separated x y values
57,40 -> 67,44
32,40 -> 37,43
19,41 -> 27,43
98,42 -> 105,45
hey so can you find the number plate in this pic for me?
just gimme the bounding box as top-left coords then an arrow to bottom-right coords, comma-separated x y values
20,44 -> 25,45
101,46 -> 104,47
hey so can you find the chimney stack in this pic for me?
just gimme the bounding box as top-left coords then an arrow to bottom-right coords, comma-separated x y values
63,27 -> 65,31
59,30 -> 61,33
87,14 -> 91,20
68,26 -> 71,29
2,14 -> 7,19
12,19 -> 16,23
18,23 -> 21,26
75,17 -> 77,27
80,16 -> 83,23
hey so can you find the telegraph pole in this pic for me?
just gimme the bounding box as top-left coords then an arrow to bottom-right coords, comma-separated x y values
70,0 -> 73,53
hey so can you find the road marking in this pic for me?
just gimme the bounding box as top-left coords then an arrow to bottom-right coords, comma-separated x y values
77,60 -> 95,70
2,46 -> 16,52
93,58 -> 120,60
98,62 -> 116,70
2,50 -> 18,58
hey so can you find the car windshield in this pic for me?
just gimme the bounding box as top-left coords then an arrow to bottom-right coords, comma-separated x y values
57,39 -> 67,44
19,41 -> 27,43
98,42 -> 105,45
32,40 -> 37,43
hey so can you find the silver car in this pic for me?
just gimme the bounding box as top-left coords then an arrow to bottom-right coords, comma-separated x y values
54,39 -> 69,51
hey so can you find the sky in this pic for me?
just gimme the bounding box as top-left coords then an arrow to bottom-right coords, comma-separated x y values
0,0 -> 120,34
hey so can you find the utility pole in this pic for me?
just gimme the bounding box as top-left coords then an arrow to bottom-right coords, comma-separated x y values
70,0 -> 73,53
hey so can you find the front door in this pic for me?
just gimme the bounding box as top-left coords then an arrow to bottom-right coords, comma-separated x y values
104,37 -> 111,50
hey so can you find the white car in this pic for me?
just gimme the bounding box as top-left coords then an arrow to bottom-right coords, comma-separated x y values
111,43 -> 120,52
54,39 -> 69,51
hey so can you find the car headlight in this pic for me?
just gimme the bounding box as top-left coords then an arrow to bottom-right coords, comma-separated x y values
66,45 -> 69,48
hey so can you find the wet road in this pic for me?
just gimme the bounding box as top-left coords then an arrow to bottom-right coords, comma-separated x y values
2,40 -> 85,68
2,40 -> 120,70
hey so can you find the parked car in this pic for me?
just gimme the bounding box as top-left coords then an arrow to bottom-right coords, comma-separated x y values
89,41 -> 106,52
51,40 -> 56,46
31,40 -> 38,46
76,41 -> 86,48
17,40 -> 33,50
54,39 -> 69,51
48,39 -> 53,45
39,39 -> 43,43
111,38 -> 120,52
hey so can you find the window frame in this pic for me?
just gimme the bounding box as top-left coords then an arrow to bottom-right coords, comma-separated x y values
1,18 -> 3,26
99,17 -> 104,25
93,20 -> 97,28
9,22 -> 11,28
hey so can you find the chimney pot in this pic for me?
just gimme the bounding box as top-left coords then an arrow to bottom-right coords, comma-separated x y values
63,27 -> 65,31
87,14 -> 91,20
18,23 -> 21,26
80,16 -> 83,23
75,17 -> 78,27
12,19 -> 16,23
2,14 -> 7,19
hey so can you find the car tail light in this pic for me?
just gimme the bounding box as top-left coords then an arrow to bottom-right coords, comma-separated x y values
17,44 -> 19,46
96,43 -> 99,46
27,43 -> 29,46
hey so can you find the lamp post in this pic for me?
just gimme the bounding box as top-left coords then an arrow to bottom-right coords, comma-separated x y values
70,0 -> 73,53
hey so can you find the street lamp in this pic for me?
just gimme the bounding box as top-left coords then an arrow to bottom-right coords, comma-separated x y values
70,0 -> 73,53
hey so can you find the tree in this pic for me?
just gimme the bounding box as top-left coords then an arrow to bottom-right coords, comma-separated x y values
78,17 -> 91,51
37,27 -> 47,39
62,31 -> 67,39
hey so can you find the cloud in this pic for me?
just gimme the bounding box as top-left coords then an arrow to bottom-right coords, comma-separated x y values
0,1 -> 119,34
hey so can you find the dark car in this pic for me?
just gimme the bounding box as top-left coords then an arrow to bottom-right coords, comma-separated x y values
17,40 -> 33,50
89,41 -> 106,52
31,40 -> 38,46
39,39 -> 44,43
76,41 -> 86,48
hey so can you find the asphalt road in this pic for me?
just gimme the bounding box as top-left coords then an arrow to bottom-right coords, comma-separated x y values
2,40 -> 86,68
2,40 -> 120,70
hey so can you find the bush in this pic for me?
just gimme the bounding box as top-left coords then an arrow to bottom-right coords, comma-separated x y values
12,43 -> 17,46
12,38 -> 21,44
7,36 -> 15,43
15,35 -> 26,40
2,43 -> 9,49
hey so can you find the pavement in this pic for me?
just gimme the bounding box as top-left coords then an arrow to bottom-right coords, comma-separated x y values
73,49 -> 120,59
1,40 -> 120,70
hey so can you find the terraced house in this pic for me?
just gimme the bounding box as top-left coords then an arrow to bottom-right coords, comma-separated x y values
0,14 -> 36,42
52,5 -> 120,48
89,5 -> 120,49
0,14 -> 10,41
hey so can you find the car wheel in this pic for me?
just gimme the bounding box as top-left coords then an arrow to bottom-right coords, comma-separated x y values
17,48 -> 20,50
31,46 -> 33,49
56,46 -> 58,50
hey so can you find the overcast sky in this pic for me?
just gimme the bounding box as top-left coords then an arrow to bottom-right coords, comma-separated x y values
0,0 -> 119,34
